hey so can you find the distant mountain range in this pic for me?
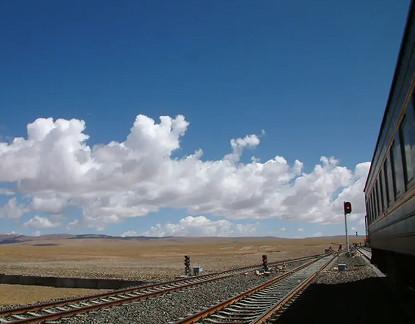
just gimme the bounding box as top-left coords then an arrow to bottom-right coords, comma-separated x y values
0,233 -> 174,245
0,233 -> 365,245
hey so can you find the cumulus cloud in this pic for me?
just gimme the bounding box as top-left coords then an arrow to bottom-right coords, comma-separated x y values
23,215 -> 63,228
0,188 -> 14,196
280,227 -> 286,231
142,216 -> 259,237
32,230 -> 41,236
30,195 -> 68,215
297,228 -> 304,232
121,230 -> 137,237
0,198 -> 29,219
0,115 -> 370,231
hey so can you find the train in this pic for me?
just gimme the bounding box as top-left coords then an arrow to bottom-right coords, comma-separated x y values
363,0 -> 415,292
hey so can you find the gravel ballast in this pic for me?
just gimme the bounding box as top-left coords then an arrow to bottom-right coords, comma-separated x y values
0,249 -> 325,282
58,261 -> 306,324
275,253 -> 415,324
11,254 -> 406,324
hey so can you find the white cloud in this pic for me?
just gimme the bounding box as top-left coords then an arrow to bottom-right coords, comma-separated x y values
0,231 -> 20,235
30,195 -> 68,214
142,216 -> 259,237
280,227 -> 286,231
32,230 -> 41,236
0,188 -> 15,196
312,232 -> 323,237
351,227 -> 356,231
121,230 -> 137,237
297,228 -> 304,232
23,215 -> 62,228
0,115 -> 370,231
0,198 -> 29,219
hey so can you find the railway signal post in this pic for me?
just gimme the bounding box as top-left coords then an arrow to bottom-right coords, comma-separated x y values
184,255 -> 191,276
344,201 -> 352,253
262,254 -> 268,272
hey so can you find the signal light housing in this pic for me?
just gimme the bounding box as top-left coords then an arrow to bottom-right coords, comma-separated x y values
262,254 -> 268,271
184,255 -> 190,266
344,201 -> 352,214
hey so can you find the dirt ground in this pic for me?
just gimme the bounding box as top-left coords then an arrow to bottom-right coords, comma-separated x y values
0,285 -> 106,307
0,236 -> 363,307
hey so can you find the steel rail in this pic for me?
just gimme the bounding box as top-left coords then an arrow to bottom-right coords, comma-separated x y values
251,255 -> 334,323
0,253 -> 332,323
357,247 -> 372,261
0,254 -> 316,317
172,255 -> 334,324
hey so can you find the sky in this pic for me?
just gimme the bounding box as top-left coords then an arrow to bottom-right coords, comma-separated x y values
0,0 -> 411,238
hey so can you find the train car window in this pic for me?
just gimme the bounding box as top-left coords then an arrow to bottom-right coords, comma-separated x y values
400,114 -> 415,186
378,175 -> 385,212
374,182 -> 380,218
391,140 -> 405,199
370,194 -> 374,223
368,195 -> 372,224
366,198 -> 371,224
383,161 -> 390,207
386,153 -> 395,204
370,191 -> 375,223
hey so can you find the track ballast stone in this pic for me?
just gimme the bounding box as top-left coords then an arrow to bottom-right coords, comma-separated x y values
274,254 -> 415,324
58,262 -> 305,324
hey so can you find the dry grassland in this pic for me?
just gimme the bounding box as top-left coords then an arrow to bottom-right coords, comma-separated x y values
0,285 -> 105,307
0,236 -> 363,306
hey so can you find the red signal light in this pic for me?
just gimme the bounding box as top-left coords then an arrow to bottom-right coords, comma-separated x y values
184,255 -> 190,266
344,202 -> 352,214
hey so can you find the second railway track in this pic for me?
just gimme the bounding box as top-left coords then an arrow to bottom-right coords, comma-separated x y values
0,253 -> 332,324
172,254 -> 335,324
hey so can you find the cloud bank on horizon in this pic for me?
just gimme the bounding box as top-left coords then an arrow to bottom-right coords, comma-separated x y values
0,114 -> 370,236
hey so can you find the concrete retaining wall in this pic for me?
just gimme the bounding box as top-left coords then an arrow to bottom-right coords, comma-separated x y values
0,273 -> 154,289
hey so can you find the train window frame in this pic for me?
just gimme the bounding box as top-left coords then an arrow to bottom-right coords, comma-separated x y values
366,197 -> 370,224
368,194 -> 373,224
374,182 -> 380,218
386,152 -> 395,204
370,194 -> 374,223
400,113 -> 415,188
391,140 -> 405,200
378,175 -> 385,212
383,160 -> 390,207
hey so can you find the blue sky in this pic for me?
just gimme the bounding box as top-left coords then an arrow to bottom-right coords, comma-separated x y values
0,0 -> 411,238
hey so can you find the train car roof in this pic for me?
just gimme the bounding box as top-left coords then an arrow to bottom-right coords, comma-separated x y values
363,0 -> 414,193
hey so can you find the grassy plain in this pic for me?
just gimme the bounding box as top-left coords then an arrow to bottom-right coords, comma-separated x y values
0,285 -> 105,307
0,235 -> 364,306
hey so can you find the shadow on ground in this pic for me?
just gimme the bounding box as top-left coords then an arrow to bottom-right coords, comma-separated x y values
276,277 -> 415,324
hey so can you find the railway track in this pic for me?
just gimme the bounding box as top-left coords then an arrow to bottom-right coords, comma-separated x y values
172,254 -> 335,324
357,247 -> 372,261
0,253 -> 331,324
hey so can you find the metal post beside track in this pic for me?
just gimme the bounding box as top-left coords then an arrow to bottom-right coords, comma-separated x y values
344,201 -> 350,253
